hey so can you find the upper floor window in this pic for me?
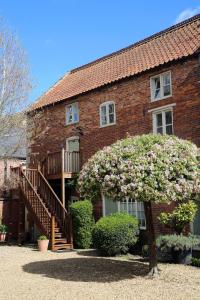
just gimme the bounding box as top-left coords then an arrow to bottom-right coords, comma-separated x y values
153,109 -> 173,135
100,101 -> 116,127
66,102 -> 79,125
150,71 -> 172,101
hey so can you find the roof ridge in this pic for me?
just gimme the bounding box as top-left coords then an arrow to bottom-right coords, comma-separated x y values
70,13 -> 200,74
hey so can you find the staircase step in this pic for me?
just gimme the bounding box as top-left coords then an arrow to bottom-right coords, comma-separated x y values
55,233 -> 63,238
53,243 -> 73,251
54,238 -> 68,244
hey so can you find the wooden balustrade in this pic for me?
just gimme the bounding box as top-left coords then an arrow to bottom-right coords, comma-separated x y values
18,167 -> 52,238
10,166 -> 73,246
41,150 -> 80,177
37,169 -> 72,244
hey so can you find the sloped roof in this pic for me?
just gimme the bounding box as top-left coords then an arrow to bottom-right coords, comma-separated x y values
31,14 -> 200,111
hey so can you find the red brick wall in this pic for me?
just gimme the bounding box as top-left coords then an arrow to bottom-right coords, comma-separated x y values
28,55 -> 200,234
0,159 -> 26,241
0,158 -> 25,188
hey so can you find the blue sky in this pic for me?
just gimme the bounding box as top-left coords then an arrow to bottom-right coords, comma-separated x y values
1,0 -> 200,104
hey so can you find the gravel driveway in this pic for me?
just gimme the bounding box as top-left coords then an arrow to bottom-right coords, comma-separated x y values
0,245 -> 200,300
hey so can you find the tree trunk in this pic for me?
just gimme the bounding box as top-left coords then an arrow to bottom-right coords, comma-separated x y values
144,201 -> 160,276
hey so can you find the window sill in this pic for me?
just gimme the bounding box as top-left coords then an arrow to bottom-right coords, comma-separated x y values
151,94 -> 172,102
100,122 -> 116,128
65,121 -> 79,126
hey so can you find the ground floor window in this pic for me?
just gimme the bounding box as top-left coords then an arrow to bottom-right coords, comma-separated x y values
191,203 -> 200,235
103,196 -> 146,229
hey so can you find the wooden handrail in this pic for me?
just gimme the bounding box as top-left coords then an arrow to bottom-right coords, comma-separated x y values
20,167 -> 51,218
38,170 -> 68,215
51,215 -> 55,251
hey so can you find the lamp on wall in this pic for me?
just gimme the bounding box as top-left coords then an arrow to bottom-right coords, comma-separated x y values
75,126 -> 84,136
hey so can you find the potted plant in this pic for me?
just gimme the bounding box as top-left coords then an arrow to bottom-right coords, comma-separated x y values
37,235 -> 49,252
157,234 -> 200,264
0,224 -> 8,242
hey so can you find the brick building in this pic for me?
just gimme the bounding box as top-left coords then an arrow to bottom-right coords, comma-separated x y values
0,126 -> 26,240
22,14 -> 200,247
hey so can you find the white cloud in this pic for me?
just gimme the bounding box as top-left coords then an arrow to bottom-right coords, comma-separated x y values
175,6 -> 200,24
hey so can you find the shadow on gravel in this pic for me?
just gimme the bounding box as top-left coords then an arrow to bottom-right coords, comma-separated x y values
23,257 -> 148,282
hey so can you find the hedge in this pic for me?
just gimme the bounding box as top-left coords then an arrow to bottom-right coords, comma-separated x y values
93,212 -> 138,256
70,200 -> 94,249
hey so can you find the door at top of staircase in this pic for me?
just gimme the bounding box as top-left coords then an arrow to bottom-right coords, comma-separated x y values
65,136 -> 80,173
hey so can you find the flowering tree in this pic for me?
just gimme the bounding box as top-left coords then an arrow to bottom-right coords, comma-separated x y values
78,134 -> 200,276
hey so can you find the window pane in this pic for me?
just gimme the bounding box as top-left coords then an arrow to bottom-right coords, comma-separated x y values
101,105 -> 107,115
128,199 -> 137,216
120,200 -> 127,213
166,125 -> 173,135
156,113 -> 162,127
163,73 -> 170,85
105,197 -> 118,216
163,85 -> 171,96
74,112 -> 78,122
109,103 -> 114,114
101,115 -> 107,125
165,111 -> 172,125
109,113 -> 114,124
153,77 -> 161,99
157,127 -> 163,134
101,105 -> 107,125
67,106 -> 73,123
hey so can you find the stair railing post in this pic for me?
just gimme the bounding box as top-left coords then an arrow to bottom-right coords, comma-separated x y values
61,148 -> 65,220
51,215 -> 55,251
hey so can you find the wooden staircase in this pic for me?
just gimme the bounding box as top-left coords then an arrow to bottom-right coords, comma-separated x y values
11,166 -> 73,251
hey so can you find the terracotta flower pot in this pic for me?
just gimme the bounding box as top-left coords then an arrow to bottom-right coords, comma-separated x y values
37,239 -> 49,252
0,233 -> 6,242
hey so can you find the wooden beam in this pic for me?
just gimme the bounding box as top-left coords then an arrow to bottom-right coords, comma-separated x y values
51,215 -> 55,251
61,148 -> 65,210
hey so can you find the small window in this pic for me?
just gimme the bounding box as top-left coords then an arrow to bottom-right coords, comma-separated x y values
66,102 -> 79,125
151,72 -> 172,101
100,101 -> 116,127
153,109 -> 173,135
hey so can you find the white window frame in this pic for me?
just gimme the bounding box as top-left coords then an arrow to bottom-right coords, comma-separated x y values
150,71 -> 172,102
102,194 -> 146,230
152,106 -> 174,135
99,101 -> 116,128
66,102 -> 79,125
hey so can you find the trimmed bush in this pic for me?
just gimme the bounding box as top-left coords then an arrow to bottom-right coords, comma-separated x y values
191,257 -> 200,267
156,234 -> 200,252
157,234 -> 200,264
70,200 -> 94,249
93,212 -> 138,256
158,201 -> 198,234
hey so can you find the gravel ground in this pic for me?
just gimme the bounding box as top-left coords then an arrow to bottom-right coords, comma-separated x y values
0,245 -> 200,300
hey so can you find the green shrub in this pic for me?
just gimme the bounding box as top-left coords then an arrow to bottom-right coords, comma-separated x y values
157,234 -> 200,252
158,201 -> 198,234
93,212 -> 138,256
191,257 -> 200,267
70,200 -> 94,249
0,224 -> 7,233
38,235 -> 48,240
